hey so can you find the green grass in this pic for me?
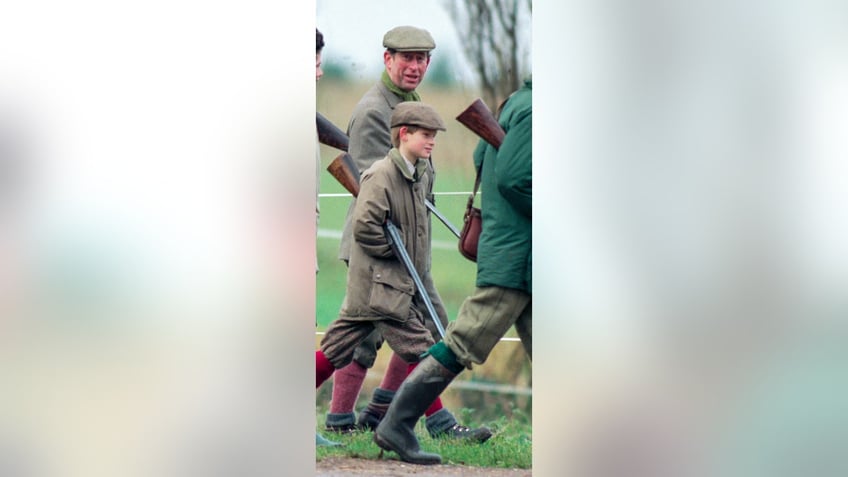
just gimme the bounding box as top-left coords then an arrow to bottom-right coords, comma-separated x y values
316,405 -> 532,469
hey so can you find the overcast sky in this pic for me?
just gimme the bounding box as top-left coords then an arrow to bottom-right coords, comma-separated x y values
316,0 -> 477,84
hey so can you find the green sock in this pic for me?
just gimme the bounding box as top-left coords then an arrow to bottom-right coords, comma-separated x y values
424,342 -> 464,374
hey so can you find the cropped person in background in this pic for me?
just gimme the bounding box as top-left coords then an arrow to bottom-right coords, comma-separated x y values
314,28 -> 342,448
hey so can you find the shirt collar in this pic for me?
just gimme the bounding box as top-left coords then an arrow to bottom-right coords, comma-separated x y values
389,148 -> 427,182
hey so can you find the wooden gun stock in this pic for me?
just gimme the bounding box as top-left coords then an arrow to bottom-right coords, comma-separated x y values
455,98 -> 505,150
326,152 -> 360,197
316,112 -> 349,152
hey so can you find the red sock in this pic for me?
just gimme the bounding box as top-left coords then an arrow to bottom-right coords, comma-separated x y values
406,361 -> 444,417
316,350 -> 335,388
425,395 -> 444,417
329,361 -> 367,414
378,353 -> 410,392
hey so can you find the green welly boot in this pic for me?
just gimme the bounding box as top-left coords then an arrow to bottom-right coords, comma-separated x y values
373,356 -> 457,465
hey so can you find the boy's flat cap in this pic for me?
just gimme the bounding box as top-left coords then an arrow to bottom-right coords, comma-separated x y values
391,102 -> 446,131
383,26 -> 436,52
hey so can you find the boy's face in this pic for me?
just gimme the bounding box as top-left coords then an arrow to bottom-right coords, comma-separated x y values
384,51 -> 430,91
401,127 -> 437,159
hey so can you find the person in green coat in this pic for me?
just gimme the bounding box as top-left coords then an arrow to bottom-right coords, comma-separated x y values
373,79 -> 532,465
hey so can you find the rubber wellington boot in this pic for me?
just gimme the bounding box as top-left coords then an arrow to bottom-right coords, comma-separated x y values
373,356 -> 457,465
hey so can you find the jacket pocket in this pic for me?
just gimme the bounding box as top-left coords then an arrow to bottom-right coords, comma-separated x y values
368,264 -> 414,321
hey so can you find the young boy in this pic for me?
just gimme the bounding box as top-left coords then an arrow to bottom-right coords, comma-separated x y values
315,102 -> 451,435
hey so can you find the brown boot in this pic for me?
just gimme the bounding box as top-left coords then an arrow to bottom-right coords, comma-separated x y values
373,356 -> 457,465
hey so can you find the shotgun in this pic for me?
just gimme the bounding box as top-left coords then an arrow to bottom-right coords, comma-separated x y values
426,200 -> 461,238
455,98 -> 506,150
316,112 -> 349,152
326,152 -> 360,197
384,219 -> 446,339
326,152 -> 461,239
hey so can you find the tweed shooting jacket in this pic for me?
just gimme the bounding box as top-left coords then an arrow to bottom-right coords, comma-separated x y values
338,149 -> 437,323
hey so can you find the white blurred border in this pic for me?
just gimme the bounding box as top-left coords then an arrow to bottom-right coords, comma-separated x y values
1,1 -> 315,476
3,0 -> 846,475
537,1 -> 848,476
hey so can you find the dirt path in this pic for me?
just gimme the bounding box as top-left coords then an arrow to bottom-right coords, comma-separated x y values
316,457 -> 531,476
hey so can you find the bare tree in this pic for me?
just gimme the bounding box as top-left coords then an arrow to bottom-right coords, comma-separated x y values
443,0 -> 532,110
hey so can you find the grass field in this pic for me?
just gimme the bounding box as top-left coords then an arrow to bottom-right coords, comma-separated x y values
316,403 -> 532,469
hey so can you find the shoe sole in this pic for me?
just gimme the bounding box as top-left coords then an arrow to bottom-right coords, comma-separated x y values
324,427 -> 359,435
373,432 -> 442,465
431,429 -> 494,443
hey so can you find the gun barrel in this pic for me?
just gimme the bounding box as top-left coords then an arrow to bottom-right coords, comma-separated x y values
425,199 -> 460,239
385,219 -> 446,339
316,112 -> 349,152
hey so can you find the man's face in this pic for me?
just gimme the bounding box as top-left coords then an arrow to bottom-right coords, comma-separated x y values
384,50 -> 430,91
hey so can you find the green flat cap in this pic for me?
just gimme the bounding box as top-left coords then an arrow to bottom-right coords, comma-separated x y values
391,102 -> 446,131
383,26 -> 436,52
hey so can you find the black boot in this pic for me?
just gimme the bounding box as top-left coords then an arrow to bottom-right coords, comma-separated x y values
356,388 -> 395,431
325,412 -> 357,434
425,408 -> 493,442
373,356 -> 456,465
